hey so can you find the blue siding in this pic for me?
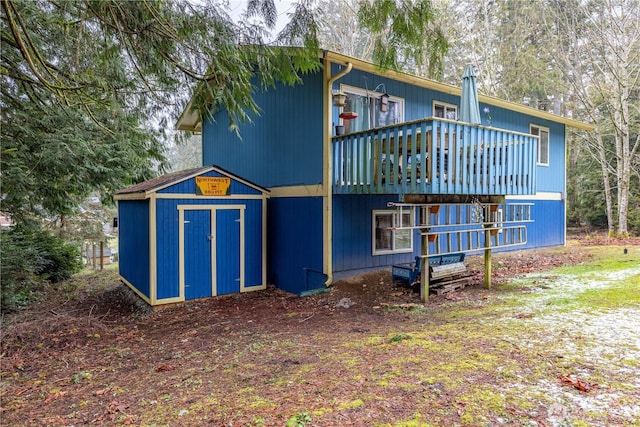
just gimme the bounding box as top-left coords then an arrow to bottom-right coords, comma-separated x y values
215,209 -> 241,295
155,198 -> 181,299
118,200 -> 150,298
155,197 -> 265,300
518,199 -> 565,248
332,195 -> 565,276
202,64 -> 566,198
194,62 -> 570,287
267,197 -> 325,293
202,73 -> 325,188
332,64 -> 459,122
332,194 -> 417,273
534,124 -> 565,193
184,209 -> 213,299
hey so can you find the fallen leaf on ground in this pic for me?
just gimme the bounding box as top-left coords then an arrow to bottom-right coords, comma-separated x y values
558,373 -> 598,392
107,400 -> 128,413
155,364 -> 176,372
44,390 -> 67,404
515,313 -> 534,319
94,386 -> 112,396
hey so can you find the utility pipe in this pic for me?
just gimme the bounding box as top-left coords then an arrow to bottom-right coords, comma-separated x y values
323,55 -> 352,285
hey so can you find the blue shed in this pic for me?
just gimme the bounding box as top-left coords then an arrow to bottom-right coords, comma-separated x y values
113,165 -> 269,306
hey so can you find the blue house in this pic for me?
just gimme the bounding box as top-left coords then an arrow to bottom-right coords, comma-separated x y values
174,50 -> 591,297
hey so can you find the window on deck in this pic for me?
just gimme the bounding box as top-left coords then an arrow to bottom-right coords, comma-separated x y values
433,101 -> 457,120
340,85 -> 404,134
372,210 -> 413,255
530,124 -> 550,166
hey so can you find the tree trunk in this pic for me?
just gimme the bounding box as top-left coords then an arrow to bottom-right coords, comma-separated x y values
614,64 -> 631,236
567,136 -> 582,226
595,130 -> 615,235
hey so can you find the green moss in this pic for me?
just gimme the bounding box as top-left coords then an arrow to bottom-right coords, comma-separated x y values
337,398 -> 365,410
343,357 -> 359,367
574,274 -> 640,308
248,396 -> 277,410
389,333 -> 413,343
385,412 -> 432,426
311,407 -> 333,417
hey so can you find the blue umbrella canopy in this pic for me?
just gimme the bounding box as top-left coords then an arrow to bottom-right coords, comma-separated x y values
459,64 -> 481,125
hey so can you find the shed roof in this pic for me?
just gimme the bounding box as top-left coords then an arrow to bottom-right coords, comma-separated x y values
113,165 -> 269,200
176,49 -> 594,132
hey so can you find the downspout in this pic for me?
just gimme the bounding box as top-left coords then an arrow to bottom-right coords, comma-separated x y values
323,55 -> 352,286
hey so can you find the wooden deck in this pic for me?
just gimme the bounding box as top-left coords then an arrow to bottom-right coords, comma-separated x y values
332,117 -> 537,196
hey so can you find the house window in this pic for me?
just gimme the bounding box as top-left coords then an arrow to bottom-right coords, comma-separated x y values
530,124 -> 550,166
340,85 -> 404,133
372,210 -> 413,255
433,101 -> 457,120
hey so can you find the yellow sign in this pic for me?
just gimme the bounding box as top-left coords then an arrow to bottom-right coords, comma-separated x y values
195,176 -> 231,196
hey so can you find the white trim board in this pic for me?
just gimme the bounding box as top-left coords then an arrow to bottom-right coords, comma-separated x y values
506,192 -> 563,201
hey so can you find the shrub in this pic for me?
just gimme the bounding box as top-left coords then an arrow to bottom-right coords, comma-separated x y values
1,222 -> 82,311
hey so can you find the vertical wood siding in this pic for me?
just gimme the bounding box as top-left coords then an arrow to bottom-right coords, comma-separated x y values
202,73 -> 325,188
267,197 -> 324,293
155,197 -> 264,299
521,199 -> 565,248
332,194 -> 417,273
118,200 -> 150,298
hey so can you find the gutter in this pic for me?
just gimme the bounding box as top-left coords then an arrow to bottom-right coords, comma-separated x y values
323,53 -> 352,286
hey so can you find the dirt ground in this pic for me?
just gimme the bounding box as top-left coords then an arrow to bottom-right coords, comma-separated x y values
1,234 -> 639,426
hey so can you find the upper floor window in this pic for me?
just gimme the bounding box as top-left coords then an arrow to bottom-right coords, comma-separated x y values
433,101 -> 457,120
372,210 -> 413,255
530,124 -> 550,166
339,85 -> 404,134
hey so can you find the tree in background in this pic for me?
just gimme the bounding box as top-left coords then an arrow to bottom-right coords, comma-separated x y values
357,0 -> 448,79
1,0 -> 321,223
406,0 -> 639,235
317,0 -> 377,60
166,134 -> 203,172
544,0 -> 640,236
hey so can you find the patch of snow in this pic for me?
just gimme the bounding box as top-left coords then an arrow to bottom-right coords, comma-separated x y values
497,265 -> 640,425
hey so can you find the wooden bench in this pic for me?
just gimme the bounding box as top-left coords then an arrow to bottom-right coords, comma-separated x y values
392,253 -> 471,295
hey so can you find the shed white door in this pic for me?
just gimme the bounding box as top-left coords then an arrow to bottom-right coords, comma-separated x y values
179,205 -> 245,300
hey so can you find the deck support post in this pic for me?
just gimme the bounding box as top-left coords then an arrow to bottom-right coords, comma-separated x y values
420,207 -> 430,302
484,228 -> 492,289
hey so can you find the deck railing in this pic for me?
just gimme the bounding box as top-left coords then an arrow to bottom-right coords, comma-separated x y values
332,117 -> 537,196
